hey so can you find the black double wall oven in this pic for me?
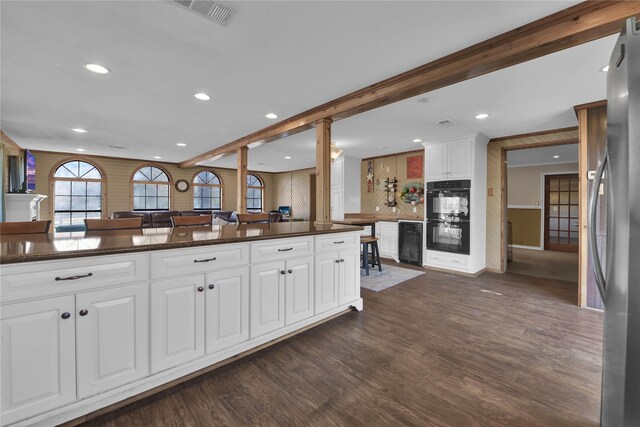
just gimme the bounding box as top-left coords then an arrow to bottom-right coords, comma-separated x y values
425,180 -> 471,255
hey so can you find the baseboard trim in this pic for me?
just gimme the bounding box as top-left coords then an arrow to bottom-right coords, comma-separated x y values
421,265 -> 485,278
511,244 -> 543,251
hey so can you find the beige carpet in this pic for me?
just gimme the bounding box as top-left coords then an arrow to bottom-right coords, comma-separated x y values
507,248 -> 578,283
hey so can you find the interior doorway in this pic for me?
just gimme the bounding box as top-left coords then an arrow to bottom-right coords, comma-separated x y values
505,143 -> 579,284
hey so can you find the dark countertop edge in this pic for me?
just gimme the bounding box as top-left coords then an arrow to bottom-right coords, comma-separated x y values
1,225 -> 364,265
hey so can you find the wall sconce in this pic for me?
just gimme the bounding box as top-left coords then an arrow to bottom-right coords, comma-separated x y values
330,142 -> 343,162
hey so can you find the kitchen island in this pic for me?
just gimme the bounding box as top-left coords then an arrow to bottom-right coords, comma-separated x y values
0,223 -> 363,427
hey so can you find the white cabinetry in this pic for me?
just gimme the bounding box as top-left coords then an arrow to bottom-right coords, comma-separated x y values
425,139 -> 472,181
331,156 -> 360,220
76,284 -> 148,398
315,249 -> 359,313
250,261 -> 286,338
285,256 -> 314,325
422,134 -> 488,274
205,267 -> 249,354
377,221 -> 399,261
150,275 -> 205,373
1,296 -> 76,426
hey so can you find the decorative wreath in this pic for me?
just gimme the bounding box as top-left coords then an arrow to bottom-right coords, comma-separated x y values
400,182 -> 425,205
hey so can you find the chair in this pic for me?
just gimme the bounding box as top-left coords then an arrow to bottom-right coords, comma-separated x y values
0,220 -> 51,235
84,217 -> 143,231
360,236 -> 382,276
171,215 -> 212,227
237,213 -> 270,224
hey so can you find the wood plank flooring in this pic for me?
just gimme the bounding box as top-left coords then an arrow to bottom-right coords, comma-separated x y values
81,267 -> 603,427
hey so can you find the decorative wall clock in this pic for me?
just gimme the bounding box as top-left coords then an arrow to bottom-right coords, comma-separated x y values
175,179 -> 190,192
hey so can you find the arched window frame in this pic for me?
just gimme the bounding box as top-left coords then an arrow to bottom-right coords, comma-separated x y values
246,173 -> 264,213
50,158 -> 106,227
130,164 -> 172,211
192,169 -> 223,211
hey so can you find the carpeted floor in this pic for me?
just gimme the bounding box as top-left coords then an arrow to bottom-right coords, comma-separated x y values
507,247 -> 578,283
360,263 -> 425,292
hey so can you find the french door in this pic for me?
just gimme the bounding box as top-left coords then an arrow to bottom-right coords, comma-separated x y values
544,174 -> 579,253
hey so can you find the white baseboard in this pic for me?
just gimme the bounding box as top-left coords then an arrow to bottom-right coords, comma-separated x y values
511,244 -> 542,251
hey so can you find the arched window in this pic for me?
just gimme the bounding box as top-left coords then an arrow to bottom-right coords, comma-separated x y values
193,170 -> 222,210
53,160 -> 103,226
246,174 -> 263,213
132,166 -> 170,211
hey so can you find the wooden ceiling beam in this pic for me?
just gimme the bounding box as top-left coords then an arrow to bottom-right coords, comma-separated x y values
179,1 -> 640,168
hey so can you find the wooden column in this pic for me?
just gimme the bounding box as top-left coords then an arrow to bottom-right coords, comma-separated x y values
236,146 -> 248,214
315,118 -> 332,226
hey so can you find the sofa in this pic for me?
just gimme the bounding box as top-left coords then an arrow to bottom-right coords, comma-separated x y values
109,210 -> 283,228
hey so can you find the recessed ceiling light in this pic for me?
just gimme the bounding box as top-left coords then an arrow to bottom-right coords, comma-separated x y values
553,155 -> 560,159
176,143 -> 187,147
72,128 -> 87,133
84,63 -> 110,74
194,93 -> 210,101
413,138 -> 422,143
265,113 -> 278,119
75,148 -> 86,152
153,156 -> 162,159
284,156 -> 292,160
474,113 -> 491,120
600,65 -> 610,73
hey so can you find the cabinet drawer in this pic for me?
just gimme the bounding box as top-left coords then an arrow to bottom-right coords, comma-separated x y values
426,251 -> 468,269
1,253 -> 149,303
150,243 -> 249,279
250,237 -> 313,263
315,232 -> 359,253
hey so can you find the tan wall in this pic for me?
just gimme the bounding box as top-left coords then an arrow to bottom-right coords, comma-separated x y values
507,162 -> 578,206
32,150 -> 275,221
507,208 -> 541,247
360,150 -> 423,219
273,168 -> 314,220
486,128 -> 579,272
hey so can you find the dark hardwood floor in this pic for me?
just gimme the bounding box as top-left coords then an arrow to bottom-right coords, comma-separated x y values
81,267 -> 603,427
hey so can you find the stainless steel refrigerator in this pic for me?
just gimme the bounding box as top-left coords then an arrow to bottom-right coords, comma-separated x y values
589,16 -> 640,427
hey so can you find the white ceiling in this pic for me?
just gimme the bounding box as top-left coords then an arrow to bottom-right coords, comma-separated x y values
507,143 -> 579,167
1,0 -> 594,170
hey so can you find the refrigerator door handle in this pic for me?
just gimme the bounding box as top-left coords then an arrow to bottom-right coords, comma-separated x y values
588,149 -> 608,301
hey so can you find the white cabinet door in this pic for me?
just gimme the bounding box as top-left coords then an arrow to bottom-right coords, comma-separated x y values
426,144 -> 448,181
448,140 -> 472,178
339,250 -> 359,305
331,157 -> 344,188
76,284 -> 149,398
285,256 -> 314,325
315,252 -> 339,314
1,296 -> 76,425
205,267 -> 249,354
331,188 -> 343,221
378,222 -> 398,260
150,275 -> 205,373
250,261 -> 285,338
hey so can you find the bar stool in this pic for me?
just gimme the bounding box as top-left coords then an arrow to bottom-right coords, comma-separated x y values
360,236 -> 382,276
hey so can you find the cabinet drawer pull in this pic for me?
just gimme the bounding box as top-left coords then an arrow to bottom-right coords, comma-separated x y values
208,284 -> 215,290
333,240 -> 345,244
288,269 -> 293,274
278,247 -> 293,252
194,257 -> 216,263
55,272 -> 93,281
335,259 -> 340,264
340,259 -> 345,263
79,309 -> 88,316
197,286 -> 205,292
61,312 -> 71,320
280,270 -> 286,275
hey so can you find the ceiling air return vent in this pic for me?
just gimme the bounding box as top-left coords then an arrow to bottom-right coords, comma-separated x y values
169,0 -> 236,27
436,119 -> 457,127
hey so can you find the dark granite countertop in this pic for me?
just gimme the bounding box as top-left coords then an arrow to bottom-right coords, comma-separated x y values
0,222 -> 363,265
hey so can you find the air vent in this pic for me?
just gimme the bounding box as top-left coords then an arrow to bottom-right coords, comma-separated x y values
436,119 -> 457,127
108,145 -> 126,150
169,0 -> 236,27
